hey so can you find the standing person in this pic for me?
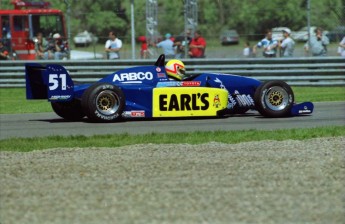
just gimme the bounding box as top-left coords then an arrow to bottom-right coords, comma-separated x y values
188,30 -> 206,58
279,28 -> 295,57
155,33 -> 175,59
243,41 -> 252,58
337,36 -> 345,57
137,36 -> 148,59
253,29 -> 278,58
173,29 -> 192,59
105,31 -> 122,59
305,27 -> 329,57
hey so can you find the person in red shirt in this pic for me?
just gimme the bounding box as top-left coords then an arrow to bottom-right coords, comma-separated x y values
188,30 -> 206,58
138,36 -> 148,59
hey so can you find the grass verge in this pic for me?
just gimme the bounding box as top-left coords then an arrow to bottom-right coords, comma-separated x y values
1,126 -> 344,152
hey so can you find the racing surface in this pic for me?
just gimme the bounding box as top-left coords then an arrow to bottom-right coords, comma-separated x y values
0,101 -> 344,140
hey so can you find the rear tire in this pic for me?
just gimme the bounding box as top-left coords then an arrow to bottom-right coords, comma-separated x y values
81,83 -> 125,122
254,81 -> 294,117
51,99 -> 85,121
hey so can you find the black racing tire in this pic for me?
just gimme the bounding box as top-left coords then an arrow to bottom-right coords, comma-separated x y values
254,80 -> 294,117
51,99 -> 85,121
81,83 -> 125,122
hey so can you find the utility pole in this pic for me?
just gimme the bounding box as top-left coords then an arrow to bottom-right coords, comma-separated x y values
131,0 -> 135,59
307,0 -> 311,57
184,0 -> 198,58
64,0 -> 71,59
146,0 -> 158,58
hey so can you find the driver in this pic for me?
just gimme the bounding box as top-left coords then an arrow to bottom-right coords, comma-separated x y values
165,59 -> 186,80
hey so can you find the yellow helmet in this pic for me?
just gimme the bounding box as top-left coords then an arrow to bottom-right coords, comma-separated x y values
165,59 -> 186,80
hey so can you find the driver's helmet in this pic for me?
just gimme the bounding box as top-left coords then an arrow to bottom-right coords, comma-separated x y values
165,59 -> 186,80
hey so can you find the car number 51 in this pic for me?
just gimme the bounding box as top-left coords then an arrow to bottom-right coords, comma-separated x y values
49,74 -> 67,90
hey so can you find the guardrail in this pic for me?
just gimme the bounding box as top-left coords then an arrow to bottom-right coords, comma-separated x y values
0,57 -> 344,87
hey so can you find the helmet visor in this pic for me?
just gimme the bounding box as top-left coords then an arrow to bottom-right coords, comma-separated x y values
177,67 -> 186,77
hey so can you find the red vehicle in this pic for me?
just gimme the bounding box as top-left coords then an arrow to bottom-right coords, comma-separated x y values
0,0 -> 67,60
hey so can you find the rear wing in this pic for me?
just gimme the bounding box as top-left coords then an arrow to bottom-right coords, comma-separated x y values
25,63 -> 74,101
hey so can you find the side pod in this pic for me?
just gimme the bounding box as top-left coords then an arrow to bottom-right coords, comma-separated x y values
25,63 -> 74,101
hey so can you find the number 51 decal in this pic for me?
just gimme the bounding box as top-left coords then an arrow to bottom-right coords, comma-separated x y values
49,74 -> 67,90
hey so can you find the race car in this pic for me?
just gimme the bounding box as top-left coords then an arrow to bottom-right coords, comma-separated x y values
25,54 -> 313,122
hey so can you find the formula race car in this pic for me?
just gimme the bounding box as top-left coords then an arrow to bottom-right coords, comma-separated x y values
25,54 -> 313,122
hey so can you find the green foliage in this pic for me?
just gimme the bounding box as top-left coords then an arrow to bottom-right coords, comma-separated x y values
1,0 -> 343,40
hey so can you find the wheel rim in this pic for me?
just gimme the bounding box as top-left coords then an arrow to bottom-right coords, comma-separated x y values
263,86 -> 289,111
96,90 -> 120,115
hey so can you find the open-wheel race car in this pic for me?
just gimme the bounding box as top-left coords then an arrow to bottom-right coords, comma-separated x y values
25,54 -> 313,122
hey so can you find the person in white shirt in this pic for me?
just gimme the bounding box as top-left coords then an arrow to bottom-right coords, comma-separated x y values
337,36 -> 345,57
243,41 -> 252,58
279,28 -> 295,57
253,29 -> 278,58
105,31 -> 122,59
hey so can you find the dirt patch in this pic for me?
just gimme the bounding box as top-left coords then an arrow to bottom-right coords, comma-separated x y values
1,137 -> 344,224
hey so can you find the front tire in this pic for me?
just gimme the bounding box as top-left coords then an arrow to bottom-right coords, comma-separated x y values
254,81 -> 294,117
81,83 -> 125,122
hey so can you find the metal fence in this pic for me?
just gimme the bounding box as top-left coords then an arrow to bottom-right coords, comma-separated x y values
1,57 -> 344,87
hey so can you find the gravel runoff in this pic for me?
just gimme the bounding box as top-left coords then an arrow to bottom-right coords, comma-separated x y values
1,137 -> 344,224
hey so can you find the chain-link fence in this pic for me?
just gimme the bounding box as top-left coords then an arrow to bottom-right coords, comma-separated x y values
109,0 -> 345,59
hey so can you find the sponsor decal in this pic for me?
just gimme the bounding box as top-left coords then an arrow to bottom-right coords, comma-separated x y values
156,67 -> 162,72
181,81 -> 201,87
112,72 -> 153,82
213,94 -> 221,108
95,110 -> 119,120
159,93 -> 209,111
298,109 -> 311,113
156,81 -> 201,87
157,73 -> 166,78
49,95 -> 71,100
122,111 -> 146,118
298,106 -> 311,113
153,87 -> 228,117
214,78 -> 236,109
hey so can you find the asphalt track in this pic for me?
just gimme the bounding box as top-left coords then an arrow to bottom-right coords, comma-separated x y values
0,102 -> 344,140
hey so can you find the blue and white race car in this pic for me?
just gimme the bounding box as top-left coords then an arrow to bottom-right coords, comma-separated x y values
25,54 -> 313,122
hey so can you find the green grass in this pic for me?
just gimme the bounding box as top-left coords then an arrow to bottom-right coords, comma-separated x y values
1,126 -> 344,152
0,87 -> 344,114
293,86 -> 345,102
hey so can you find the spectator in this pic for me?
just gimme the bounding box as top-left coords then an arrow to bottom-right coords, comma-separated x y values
137,36 -> 148,59
337,36 -> 345,57
2,18 -> 11,39
0,40 -> 9,60
156,33 -> 175,59
44,33 -> 68,60
105,31 -> 122,59
253,29 -> 278,58
279,28 -> 295,57
34,32 -> 47,60
188,30 -> 206,58
305,27 -> 329,57
173,29 -> 192,59
243,41 -> 252,58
